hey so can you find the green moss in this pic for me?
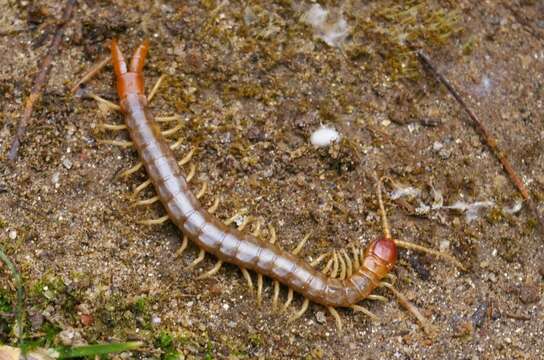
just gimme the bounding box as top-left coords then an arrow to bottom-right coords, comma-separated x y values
348,0 -> 461,79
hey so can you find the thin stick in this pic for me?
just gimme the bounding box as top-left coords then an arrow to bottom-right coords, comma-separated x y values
0,247 -> 24,342
8,0 -> 78,162
416,50 -> 544,234
70,56 -> 110,94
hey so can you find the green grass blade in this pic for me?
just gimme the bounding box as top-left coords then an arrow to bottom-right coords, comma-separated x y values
56,341 -> 143,358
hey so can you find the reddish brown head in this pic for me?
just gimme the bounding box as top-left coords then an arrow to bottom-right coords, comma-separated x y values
110,39 -> 149,100
361,237 -> 397,281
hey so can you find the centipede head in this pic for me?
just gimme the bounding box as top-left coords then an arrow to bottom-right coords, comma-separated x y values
110,39 -> 149,100
362,237 -> 397,279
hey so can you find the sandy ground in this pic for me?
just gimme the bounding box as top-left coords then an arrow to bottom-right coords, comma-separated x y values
0,1 -> 543,359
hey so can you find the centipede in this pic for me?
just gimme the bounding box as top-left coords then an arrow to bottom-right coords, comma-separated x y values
81,39 -> 465,334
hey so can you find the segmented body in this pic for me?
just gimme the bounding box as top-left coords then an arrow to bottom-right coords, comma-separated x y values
111,40 -> 397,308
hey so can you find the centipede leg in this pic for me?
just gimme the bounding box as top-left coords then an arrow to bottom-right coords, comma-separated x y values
138,215 -> 169,225
156,114 -> 182,123
282,288 -> 293,311
292,232 -> 311,255
338,251 -> 347,280
380,282 -> 437,336
256,274 -> 263,307
196,182 -> 208,199
240,268 -> 253,290
178,148 -> 196,166
119,162 -> 143,179
97,139 -> 133,148
267,224 -> 281,311
321,252 -> 335,275
187,248 -> 206,270
327,306 -> 343,331
147,74 -> 166,102
88,92 -> 121,112
132,179 -> 152,199
161,121 -> 183,137
98,123 -> 127,131
310,252 -> 329,267
197,260 -> 223,279
208,198 -> 220,214
367,294 -> 388,302
288,298 -> 309,323
170,137 -> 183,150
272,281 -> 280,311
341,249 -> 353,277
175,235 -> 189,258
351,245 -> 361,270
330,251 -> 339,278
224,209 -> 247,226
394,240 -> 466,271
186,163 -> 196,183
351,304 -> 379,321
132,196 -> 159,207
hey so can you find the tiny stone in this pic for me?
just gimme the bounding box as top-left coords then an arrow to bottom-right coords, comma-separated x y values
8,230 -> 17,240
439,240 -> 450,252
151,314 -> 162,326
227,321 -> 237,328
52,172 -> 60,185
438,148 -> 452,160
432,141 -> 443,152
63,158 -> 73,169
315,311 -> 327,324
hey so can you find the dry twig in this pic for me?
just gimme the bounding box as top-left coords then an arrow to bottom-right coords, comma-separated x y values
416,50 -> 544,234
8,0 -> 78,162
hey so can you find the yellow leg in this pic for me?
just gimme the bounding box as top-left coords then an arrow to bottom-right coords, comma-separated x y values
196,182 -> 208,199
292,232 -> 312,255
256,274 -> 263,307
241,268 -> 253,290
327,306 -> 343,331
288,299 -> 309,322
178,148 -> 195,166
341,249 -> 352,277
119,162 -> 143,178
175,235 -> 189,257
351,304 -> 379,321
147,75 -> 166,102
132,179 -> 152,199
156,114 -> 182,123
186,163 -> 196,182
272,280 -> 280,311
187,249 -> 206,270
197,260 -> 223,279
97,139 -> 132,148
208,197 -> 220,214
132,195 -> 159,207
138,215 -> 169,225
282,288 -> 293,311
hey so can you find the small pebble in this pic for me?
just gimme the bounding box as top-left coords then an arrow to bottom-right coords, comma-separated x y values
52,172 -> 60,186
315,311 -> 327,324
63,158 -> 73,170
439,240 -> 450,252
80,314 -> 94,326
151,314 -> 162,326
519,283 -> 540,304
310,126 -> 340,148
432,141 -> 443,152
8,230 -> 17,240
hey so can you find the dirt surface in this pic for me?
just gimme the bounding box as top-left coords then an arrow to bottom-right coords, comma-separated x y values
1,1 -> 543,359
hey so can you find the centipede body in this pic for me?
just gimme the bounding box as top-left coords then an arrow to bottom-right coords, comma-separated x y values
110,39 -> 398,312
